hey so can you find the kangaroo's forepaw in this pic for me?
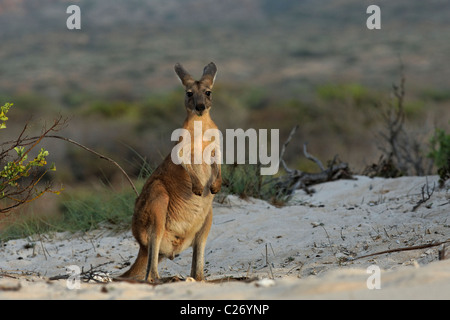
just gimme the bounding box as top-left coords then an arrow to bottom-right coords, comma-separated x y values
210,184 -> 221,194
210,178 -> 222,194
192,184 -> 204,196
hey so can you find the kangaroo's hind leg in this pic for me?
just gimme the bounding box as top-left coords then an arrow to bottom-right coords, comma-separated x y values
120,246 -> 148,280
191,207 -> 213,281
141,182 -> 169,282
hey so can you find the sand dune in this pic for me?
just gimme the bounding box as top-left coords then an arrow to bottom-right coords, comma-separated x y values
0,176 -> 449,299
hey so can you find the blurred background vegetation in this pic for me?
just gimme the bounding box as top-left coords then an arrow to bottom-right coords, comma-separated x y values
0,0 -> 449,236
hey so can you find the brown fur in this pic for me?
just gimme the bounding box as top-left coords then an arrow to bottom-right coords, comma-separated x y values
121,62 -> 221,281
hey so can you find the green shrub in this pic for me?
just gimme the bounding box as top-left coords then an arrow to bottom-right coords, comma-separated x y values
428,127 -> 450,169
0,103 -> 60,214
58,158 -> 152,233
61,188 -> 135,232
420,88 -> 450,102
428,127 -> 450,187
0,213 -> 57,241
217,164 -> 288,206
316,83 -> 375,107
87,100 -> 138,119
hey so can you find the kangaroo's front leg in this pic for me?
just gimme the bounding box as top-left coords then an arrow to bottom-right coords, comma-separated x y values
181,162 -> 204,196
210,162 -> 222,194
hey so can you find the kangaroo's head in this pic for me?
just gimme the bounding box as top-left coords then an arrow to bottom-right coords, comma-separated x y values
174,62 -> 217,117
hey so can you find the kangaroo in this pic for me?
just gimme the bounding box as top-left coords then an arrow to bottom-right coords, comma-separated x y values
121,62 -> 222,282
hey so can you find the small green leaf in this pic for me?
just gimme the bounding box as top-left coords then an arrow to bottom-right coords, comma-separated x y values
14,146 -> 25,157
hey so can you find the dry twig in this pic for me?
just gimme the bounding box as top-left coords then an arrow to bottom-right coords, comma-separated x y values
352,239 -> 450,261
3,132 -> 139,197
439,244 -> 448,260
412,180 -> 435,212
48,261 -> 113,282
46,135 -> 138,196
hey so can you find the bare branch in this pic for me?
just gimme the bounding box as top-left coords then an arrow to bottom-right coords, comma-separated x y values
279,125 -> 299,174
353,239 -> 450,261
46,135 -> 138,197
274,126 -> 353,199
2,132 -> 139,197
370,69 -> 433,177
303,143 -> 325,171
0,117 -> 66,214
412,179 -> 435,212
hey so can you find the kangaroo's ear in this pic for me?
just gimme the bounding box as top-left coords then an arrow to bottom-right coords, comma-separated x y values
174,63 -> 194,87
201,62 -> 217,87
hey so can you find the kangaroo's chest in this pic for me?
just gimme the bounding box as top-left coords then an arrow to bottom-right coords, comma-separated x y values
192,163 -> 213,185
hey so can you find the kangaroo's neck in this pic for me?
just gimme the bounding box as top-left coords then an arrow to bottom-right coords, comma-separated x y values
183,111 -> 216,132
182,110 -> 219,156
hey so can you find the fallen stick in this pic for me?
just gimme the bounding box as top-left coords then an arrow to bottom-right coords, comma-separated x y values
275,125 -> 354,198
48,261 -> 113,282
439,244 -> 449,261
352,239 -> 450,261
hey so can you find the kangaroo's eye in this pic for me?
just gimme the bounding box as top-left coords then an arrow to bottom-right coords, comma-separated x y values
186,91 -> 193,97
205,91 -> 212,97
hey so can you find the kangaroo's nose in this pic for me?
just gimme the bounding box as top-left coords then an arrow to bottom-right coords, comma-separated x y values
195,104 -> 206,112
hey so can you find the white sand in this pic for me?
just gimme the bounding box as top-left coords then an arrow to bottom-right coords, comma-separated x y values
0,175 -> 449,299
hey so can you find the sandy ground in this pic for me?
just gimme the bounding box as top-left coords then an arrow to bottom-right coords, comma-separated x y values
0,175 -> 449,299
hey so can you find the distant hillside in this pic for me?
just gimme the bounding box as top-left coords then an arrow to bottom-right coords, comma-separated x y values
0,0 -> 449,185
0,0 -> 449,102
